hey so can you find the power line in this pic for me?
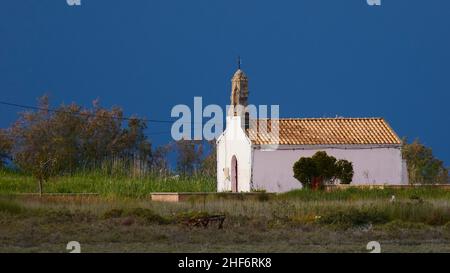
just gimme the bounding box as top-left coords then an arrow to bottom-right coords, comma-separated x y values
146,131 -> 173,136
0,99 -> 228,137
0,100 -> 181,136
0,100 -> 185,124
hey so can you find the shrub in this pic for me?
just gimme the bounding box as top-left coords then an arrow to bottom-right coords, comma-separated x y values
382,220 -> 428,232
257,192 -> 271,202
317,207 -> 391,227
44,209 -> 94,223
425,210 -> 448,226
175,211 -> 210,222
125,208 -> 170,225
103,208 -> 124,219
0,199 -> 23,214
444,221 -> 450,231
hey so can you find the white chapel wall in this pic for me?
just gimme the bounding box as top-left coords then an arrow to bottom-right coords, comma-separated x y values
217,116 -> 252,192
251,146 -> 407,192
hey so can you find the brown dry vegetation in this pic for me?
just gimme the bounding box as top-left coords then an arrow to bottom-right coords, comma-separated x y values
1,193 -> 450,253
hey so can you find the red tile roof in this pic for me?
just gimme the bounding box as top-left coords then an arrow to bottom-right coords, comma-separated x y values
247,118 -> 401,145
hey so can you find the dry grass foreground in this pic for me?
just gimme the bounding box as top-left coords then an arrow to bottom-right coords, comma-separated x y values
1,190 -> 450,253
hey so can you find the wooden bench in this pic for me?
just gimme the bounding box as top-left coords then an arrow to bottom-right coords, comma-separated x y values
183,215 -> 226,229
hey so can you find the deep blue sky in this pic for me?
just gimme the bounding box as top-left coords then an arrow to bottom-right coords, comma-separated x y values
0,0 -> 449,165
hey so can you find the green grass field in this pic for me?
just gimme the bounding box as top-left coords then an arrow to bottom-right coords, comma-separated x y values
0,169 -> 216,197
1,169 -> 450,252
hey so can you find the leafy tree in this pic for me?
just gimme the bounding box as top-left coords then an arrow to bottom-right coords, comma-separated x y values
119,117 -> 152,162
8,96 -> 154,194
402,138 -> 448,184
293,151 -> 354,189
200,140 -> 217,177
10,96 -> 65,195
47,103 -> 86,173
0,129 -> 12,168
79,102 -> 125,166
78,101 -> 152,173
150,144 -> 171,175
174,139 -> 203,175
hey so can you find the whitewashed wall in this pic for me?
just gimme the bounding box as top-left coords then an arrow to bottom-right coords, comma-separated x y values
216,116 -> 252,192
251,145 -> 408,192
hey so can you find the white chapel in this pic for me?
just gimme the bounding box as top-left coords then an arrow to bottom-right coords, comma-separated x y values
216,67 -> 408,192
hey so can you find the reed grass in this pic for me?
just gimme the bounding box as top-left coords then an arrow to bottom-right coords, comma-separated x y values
0,168 -> 215,197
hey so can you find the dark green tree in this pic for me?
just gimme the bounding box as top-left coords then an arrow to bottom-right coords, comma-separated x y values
335,159 -> 354,184
311,151 -> 337,182
293,151 -> 354,189
293,157 -> 318,188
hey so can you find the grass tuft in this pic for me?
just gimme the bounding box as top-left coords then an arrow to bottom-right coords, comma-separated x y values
0,198 -> 24,214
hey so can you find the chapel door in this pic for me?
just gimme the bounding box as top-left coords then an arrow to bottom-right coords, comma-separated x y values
231,156 -> 238,192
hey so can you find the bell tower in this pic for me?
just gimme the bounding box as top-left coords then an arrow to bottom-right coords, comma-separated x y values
230,57 -> 249,117
228,57 -> 250,130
